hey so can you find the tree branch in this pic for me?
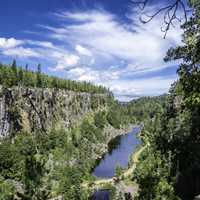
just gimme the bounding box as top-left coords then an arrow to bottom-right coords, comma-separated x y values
132,0 -> 191,38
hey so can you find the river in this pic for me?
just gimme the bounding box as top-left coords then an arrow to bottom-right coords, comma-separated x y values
90,126 -> 141,199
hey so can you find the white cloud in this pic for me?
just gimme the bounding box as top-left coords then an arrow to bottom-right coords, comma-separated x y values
50,54 -> 80,71
0,37 -> 23,49
0,37 -> 58,58
63,64 -> 177,101
2,47 -> 40,58
63,63 -> 123,84
0,8 -> 183,100
47,9 -> 182,73
75,45 -> 92,56
107,76 -> 178,101
42,9 -> 182,100
63,54 -> 80,66
26,40 -> 55,48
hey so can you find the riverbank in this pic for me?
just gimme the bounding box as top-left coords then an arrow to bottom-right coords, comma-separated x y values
82,125 -> 145,191
93,124 -> 137,161
83,145 -> 146,200
123,145 -> 146,178
82,145 -> 146,187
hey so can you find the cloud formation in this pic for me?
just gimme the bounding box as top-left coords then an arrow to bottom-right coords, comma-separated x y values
0,37 -> 23,49
0,7 -> 182,101
3,47 -> 41,58
46,9 -> 182,72
75,45 -> 92,57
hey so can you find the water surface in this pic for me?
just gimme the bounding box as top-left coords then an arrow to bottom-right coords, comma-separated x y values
92,126 -> 141,179
89,190 -> 110,200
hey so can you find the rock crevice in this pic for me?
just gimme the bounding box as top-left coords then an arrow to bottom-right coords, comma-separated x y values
0,86 -> 109,137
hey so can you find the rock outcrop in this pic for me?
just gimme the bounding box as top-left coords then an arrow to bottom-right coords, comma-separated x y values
0,86 -> 109,138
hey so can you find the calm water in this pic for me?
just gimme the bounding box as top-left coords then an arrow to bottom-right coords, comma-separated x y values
89,190 -> 110,200
92,126 -> 141,179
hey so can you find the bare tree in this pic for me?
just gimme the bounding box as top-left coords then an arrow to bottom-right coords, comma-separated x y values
133,0 -> 192,38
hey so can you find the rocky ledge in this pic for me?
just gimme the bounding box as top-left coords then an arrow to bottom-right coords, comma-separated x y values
0,86 -> 109,138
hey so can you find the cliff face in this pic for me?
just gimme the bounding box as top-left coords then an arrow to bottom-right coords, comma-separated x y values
0,86 -> 109,137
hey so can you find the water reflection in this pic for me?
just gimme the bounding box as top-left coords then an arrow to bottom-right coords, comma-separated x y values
92,127 -> 141,178
89,190 -> 110,200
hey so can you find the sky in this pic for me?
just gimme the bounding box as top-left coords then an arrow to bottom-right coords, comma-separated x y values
0,0 -> 185,101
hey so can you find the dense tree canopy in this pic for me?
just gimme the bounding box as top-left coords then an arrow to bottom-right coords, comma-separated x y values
0,95 -> 136,199
133,1 -> 200,200
1,1 -> 200,199
0,62 -> 108,94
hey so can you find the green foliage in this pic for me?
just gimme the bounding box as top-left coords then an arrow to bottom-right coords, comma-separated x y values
0,61 -> 170,199
115,165 -> 123,180
127,96 -> 166,122
0,108 -> 113,199
134,2 -> 200,199
8,105 -> 22,136
11,59 -> 17,86
107,105 -> 122,129
91,96 -> 99,110
80,119 -> 96,142
133,84 -> 200,199
0,61 -> 109,94
94,111 -> 107,129
0,177 -> 15,200
80,118 -> 105,143
36,64 -> 42,87
116,192 -> 124,200
154,179 -> 180,200
58,166 -> 82,199
1,133 -> 48,198
134,148 -> 174,199
0,140 -> 22,180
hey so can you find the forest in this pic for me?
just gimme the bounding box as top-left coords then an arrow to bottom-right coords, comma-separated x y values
0,61 -> 108,94
132,0 -> 200,199
0,83 -> 136,199
0,0 -> 200,199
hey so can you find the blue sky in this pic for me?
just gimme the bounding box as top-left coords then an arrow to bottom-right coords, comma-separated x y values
0,0 -> 185,101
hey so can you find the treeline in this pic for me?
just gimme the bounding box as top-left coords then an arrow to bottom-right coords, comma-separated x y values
0,60 -> 108,94
133,1 -> 200,199
127,95 -> 166,121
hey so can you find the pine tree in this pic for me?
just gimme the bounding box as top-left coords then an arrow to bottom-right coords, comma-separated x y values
36,64 -> 42,87
18,68 -> 24,86
25,64 -> 28,72
11,59 -> 18,86
11,59 -> 17,72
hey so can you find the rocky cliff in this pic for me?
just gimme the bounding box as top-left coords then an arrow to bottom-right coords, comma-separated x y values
0,85 -> 109,137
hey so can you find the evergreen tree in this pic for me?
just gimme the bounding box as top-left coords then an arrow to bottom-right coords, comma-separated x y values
133,1 -> 200,199
0,60 -> 109,93
18,68 -> 24,86
36,64 -> 42,87
11,59 -> 17,72
11,59 -> 18,85
25,64 -> 28,72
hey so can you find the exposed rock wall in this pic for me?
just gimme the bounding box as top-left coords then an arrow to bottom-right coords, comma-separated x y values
0,86 -> 109,137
